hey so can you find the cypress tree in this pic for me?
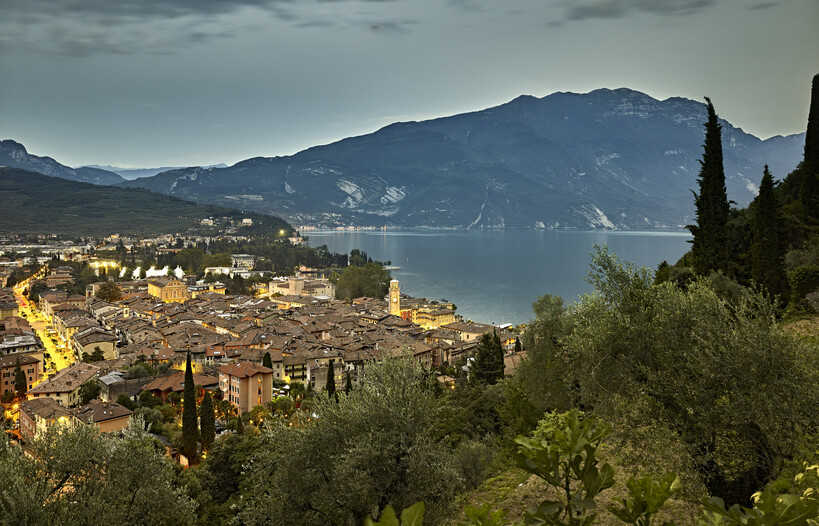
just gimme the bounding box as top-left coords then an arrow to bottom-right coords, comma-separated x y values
200,390 -> 216,454
326,360 -> 336,398
235,411 -> 244,435
262,351 -> 272,368
751,166 -> 787,296
14,358 -> 26,397
180,351 -> 199,460
472,332 -> 504,385
345,370 -> 353,394
800,74 -> 819,221
687,97 -> 730,275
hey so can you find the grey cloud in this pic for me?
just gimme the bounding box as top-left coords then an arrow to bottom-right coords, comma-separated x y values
361,19 -> 418,33
748,2 -> 780,9
563,0 -> 717,21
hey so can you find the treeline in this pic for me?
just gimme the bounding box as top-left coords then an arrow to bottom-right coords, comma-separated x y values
660,74 -> 819,315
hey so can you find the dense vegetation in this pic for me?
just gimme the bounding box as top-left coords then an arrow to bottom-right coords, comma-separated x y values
668,74 -> 819,316
0,167 -> 292,236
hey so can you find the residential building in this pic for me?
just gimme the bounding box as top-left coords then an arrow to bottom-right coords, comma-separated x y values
0,354 -> 41,395
73,400 -> 133,433
143,370 -> 219,402
231,254 -> 255,270
26,362 -> 99,407
19,397 -> 72,440
218,361 -> 273,414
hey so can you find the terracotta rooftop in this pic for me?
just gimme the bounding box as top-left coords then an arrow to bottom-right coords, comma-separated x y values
218,361 -> 273,379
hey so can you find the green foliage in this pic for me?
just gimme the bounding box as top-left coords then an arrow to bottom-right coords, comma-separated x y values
608,473 -> 682,526
262,351 -> 273,368
364,502 -> 425,526
699,461 -> 819,525
13,358 -> 26,397
236,355 -> 462,526
326,359 -> 336,398
750,166 -> 787,298
346,370 -> 353,394
78,380 -> 101,405
799,74 -> 819,222
460,503 -> 509,526
514,409 -> 616,525
180,352 -> 198,460
0,417 -> 196,525
139,390 -> 162,409
95,281 -> 122,303
687,97 -> 730,275
472,332 -> 504,385
116,394 -> 137,411
199,391 -> 216,454
563,247 -> 819,503
334,262 -> 392,300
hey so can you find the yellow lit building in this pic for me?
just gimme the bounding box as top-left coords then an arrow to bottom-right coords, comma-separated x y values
147,278 -> 190,303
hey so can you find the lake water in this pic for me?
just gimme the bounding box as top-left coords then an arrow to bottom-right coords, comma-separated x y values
307,230 -> 691,326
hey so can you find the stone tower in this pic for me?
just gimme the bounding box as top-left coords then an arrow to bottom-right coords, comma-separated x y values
389,279 -> 400,316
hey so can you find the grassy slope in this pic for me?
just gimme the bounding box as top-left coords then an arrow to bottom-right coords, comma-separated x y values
0,167 -> 291,236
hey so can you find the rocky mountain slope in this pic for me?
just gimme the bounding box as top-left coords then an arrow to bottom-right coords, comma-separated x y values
87,89 -> 819,228
0,140 -> 124,185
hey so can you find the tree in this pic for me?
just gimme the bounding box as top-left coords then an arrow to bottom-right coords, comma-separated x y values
14,358 -> 27,397
78,380 -> 101,405
95,281 -> 122,303
687,97 -> 730,275
325,360 -> 336,398
333,262 -> 391,300
180,351 -> 198,461
262,352 -> 272,369
471,332 -> 504,385
0,417 -> 197,525
562,246 -> 819,504
800,73 -> 819,221
236,356 -> 462,526
200,391 -> 216,454
750,166 -> 787,297
345,370 -> 353,394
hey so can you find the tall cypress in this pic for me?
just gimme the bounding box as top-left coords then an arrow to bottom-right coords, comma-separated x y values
262,351 -> 273,368
14,358 -> 27,397
800,74 -> 819,221
687,97 -> 730,275
200,390 -> 216,454
326,360 -> 336,398
180,351 -> 199,460
344,370 -> 353,394
751,166 -> 787,296
472,331 -> 505,385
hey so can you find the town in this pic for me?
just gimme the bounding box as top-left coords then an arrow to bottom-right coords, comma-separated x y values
0,231 -> 523,458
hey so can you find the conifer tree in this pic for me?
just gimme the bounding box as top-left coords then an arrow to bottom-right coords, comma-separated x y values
14,358 -> 27,397
262,351 -> 272,368
472,331 -> 504,385
687,97 -> 730,275
199,390 -> 216,454
800,74 -> 819,221
180,351 -> 198,460
326,360 -> 336,398
345,370 -> 352,394
235,411 -> 244,435
751,166 -> 787,296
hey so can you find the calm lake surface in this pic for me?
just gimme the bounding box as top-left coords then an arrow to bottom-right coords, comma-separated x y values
307,230 -> 691,326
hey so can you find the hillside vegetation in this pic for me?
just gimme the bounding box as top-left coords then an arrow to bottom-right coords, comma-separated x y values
0,167 -> 291,236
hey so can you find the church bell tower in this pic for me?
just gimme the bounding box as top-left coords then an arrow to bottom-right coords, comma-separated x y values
389,279 -> 401,316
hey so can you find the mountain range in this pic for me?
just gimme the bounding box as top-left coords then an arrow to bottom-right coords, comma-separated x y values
3,88 -> 806,229
117,88 -> 805,229
81,164 -> 229,180
0,140 -> 124,185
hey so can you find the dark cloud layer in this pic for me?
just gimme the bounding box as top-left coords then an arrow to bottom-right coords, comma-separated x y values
563,0 -> 717,21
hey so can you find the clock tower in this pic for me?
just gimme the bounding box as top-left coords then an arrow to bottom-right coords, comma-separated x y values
389,279 -> 401,316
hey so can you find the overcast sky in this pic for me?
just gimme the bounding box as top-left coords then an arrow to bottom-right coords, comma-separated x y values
1,0 -> 817,168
